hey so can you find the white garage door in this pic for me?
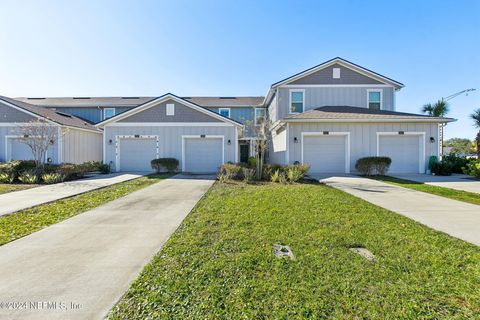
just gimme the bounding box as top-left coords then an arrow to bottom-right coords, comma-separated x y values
184,137 -> 223,173
378,135 -> 421,173
10,139 -> 34,161
119,138 -> 157,172
303,135 -> 348,173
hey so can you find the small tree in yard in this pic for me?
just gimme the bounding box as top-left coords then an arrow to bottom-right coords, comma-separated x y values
471,108 -> 480,156
245,109 -> 270,180
15,119 -> 58,172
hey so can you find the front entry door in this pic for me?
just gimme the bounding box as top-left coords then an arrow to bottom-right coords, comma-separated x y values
240,144 -> 249,163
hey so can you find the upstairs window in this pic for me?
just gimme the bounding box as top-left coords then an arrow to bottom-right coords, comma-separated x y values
368,90 -> 382,110
290,90 -> 304,113
166,103 -> 175,116
103,108 -> 116,119
219,108 -> 231,118
255,108 -> 266,126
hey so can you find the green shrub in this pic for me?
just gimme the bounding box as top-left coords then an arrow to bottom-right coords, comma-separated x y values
286,164 -> 310,182
442,153 -> 470,174
56,163 -> 88,180
270,169 -> 281,183
242,168 -> 256,182
0,172 -> 15,183
262,164 -> 283,180
463,159 -> 480,178
98,163 -> 111,174
247,157 -> 257,168
431,161 -> 453,176
151,158 -> 179,173
278,171 -> 288,184
18,169 -> 38,184
355,157 -> 392,176
428,156 -> 438,170
219,163 -> 243,180
41,173 -> 66,184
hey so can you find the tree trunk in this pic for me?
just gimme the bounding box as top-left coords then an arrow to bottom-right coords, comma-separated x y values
476,131 -> 480,157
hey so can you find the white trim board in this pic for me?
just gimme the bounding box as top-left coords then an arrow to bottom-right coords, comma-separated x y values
181,135 -> 225,172
105,122 -> 234,127
115,135 -> 159,172
376,131 -> 426,174
281,84 -> 394,88
300,132 -> 351,173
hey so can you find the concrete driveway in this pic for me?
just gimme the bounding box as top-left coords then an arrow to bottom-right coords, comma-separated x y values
391,173 -> 480,194
0,174 -> 215,320
312,174 -> 480,247
0,172 -> 145,217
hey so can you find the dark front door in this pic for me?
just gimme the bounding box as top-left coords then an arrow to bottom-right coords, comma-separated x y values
240,144 -> 249,163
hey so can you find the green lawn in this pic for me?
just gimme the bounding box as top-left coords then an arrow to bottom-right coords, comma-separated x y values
372,176 -> 480,206
0,174 -> 171,246
0,183 -> 37,195
109,181 -> 480,319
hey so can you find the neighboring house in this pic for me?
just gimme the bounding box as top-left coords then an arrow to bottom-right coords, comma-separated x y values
0,96 -> 102,164
7,57 -> 454,173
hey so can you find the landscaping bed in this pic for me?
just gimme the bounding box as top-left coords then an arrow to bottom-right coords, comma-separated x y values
372,176 -> 480,206
0,183 -> 38,195
109,181 -> 480,319
0,174 -> 171,246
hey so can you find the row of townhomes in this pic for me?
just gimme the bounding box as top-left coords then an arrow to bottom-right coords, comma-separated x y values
0,57 -> 454,174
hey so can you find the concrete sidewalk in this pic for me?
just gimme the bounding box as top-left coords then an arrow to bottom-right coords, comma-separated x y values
0,175 -> 214,320
0,172 -> 145,216
391,173 -> 480,194
316,175 -> 480,247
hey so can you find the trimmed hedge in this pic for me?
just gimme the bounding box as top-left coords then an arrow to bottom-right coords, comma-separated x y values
219,163 -> 310,183
151,158 -> 179,173
355,157 -> 392,176
463,159 -> 480,178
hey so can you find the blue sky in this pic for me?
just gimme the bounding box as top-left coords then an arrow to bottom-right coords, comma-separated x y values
0,0 -> 478,139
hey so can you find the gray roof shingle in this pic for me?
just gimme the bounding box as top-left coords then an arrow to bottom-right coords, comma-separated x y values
284,106 -> 455,122
0,96 -> 101,131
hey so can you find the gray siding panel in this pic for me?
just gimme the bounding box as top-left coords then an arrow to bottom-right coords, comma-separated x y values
277,86 -> 395,120
208,107 -> 257,137
119,99 -> 222,123
0,103 -> 36,122
54,107 -> 133,124
62,129 -> 102,164
104,125 -> 236,172
285,122 -> 439,173
289,63 -> 383,85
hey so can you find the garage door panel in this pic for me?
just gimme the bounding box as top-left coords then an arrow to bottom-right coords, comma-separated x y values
303,135 -> 347,173
379,135 -> 420,173
119,138 -> 157,172
11,140 -> 34,161
184,138 -> 223,173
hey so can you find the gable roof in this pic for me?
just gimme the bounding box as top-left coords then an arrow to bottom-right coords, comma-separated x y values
270,57 -> 404,89
95,93 -> 244,127
283,106 -> 455,123
14,96 -> 265,108
0,96 -> 101,132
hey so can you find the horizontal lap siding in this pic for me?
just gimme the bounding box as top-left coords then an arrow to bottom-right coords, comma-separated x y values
288,122 -> 439,172
104,126 -> 236,172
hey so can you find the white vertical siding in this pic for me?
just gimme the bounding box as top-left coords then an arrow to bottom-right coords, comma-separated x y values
61,129 -> 102,164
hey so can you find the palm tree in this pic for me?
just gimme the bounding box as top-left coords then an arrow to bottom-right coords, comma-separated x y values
422,99 -> 450,117
422,99 -> 450,156
471,108 -> 480,156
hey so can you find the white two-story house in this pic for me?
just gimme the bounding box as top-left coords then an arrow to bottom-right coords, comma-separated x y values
266,57 -> 453,174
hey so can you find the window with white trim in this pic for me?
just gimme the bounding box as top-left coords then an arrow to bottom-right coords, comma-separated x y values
166,103 -> 175,116
255,108 -> 266,126
103,108 -> 116,119
289,90 -> 304,113
368,90 -> 382,110
333,67 -> 341,79
219,108 -> 230,118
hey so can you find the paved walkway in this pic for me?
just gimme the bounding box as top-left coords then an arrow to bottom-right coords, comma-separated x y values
0,175 -> 214,320
0,172 -> 145,216
314,175 -> 480,247
391,173 -> 480,194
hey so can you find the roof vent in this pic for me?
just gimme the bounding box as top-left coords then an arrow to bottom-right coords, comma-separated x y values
182,97 -> 192,99
219,97 -> 237,99
72,97 -> 91,100
121,97 -> 140,99
27,97 -> 46,100
56,111 -> 73,118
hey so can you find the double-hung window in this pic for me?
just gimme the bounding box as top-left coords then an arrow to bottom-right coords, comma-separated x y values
367,90 -> 382,110
219,108 -> 231,118
290,90 -> 304,113
103,108 -> 116,119
255,108 -> 266,126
